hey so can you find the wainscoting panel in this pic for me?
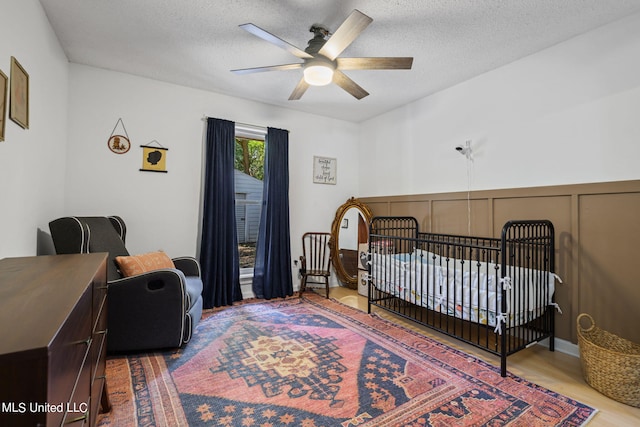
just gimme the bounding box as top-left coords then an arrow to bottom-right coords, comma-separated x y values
389,200 -> 431,225
578,192 -> 640,343
361,180 -> 640,344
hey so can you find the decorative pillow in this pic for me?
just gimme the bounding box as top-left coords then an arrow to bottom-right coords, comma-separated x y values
115,251 -> 175,277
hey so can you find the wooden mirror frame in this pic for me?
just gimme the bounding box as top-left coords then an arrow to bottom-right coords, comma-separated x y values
330,197 -> 373,288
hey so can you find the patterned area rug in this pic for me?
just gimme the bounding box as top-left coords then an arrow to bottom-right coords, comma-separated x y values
98,293 -> 596,426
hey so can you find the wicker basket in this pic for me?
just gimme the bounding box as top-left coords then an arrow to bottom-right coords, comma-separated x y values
577,313 -> 640,407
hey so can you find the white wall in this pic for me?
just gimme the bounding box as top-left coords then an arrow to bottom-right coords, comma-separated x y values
359,12 -> 640,197
0,0 -> 69,258
4,0 -> 639,288
65,65 -> 360,275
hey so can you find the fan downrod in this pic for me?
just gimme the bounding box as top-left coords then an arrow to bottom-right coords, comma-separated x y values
305,24 -> 330,55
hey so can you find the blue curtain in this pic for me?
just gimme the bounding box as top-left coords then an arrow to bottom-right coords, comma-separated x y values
200,118 -> 242,308
252,127 -> 293,299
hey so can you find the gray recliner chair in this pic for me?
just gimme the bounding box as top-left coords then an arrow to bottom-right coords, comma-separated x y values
49,216 -> 203,353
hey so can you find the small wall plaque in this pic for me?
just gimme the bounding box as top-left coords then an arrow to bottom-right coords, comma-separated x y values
313,156 -> 336,185
107,118 -> 131,154
140,140 -> 168,173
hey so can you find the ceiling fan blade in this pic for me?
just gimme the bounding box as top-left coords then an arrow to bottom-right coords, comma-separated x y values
337,57 -> 413,70
332,70 -> 369,100
318,10 -> 373,60
289,78 -> 310,100
240,23 -> 313,59
231,63 -> 303,75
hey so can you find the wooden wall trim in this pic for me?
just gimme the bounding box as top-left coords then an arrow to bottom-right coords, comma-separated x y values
363,179 -> 640,202
570,194 -> 580,341
361,179 -> 640,345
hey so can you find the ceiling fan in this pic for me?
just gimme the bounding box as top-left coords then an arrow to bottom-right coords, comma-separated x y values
231,9 -> 413,100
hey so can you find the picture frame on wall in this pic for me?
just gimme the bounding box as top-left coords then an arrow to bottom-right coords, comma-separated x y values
0,69 -> 7,142
140,140 -> 169,173
313,156 -> 337,184
9,56 -> 29,129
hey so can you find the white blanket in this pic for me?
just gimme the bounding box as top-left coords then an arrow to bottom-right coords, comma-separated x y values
370,250 -> 557,328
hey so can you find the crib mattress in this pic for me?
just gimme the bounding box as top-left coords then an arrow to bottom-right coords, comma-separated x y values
370,251 -> 556,328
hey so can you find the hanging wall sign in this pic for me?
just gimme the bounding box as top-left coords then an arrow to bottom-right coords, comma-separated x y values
107,118 -> 131,154
140,140 -> 168,173
313,156 -> 337,184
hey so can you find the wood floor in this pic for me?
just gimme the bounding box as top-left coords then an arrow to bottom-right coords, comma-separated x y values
318,287 -> 640,427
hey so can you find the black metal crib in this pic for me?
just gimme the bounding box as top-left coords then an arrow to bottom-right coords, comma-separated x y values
367,216 -> 557,377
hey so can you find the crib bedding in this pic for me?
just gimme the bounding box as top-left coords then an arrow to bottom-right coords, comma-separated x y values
368,216 -> 557,378
370,250 -> 557,328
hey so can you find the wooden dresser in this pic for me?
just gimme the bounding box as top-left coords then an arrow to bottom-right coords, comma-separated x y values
0,253 -> 110,426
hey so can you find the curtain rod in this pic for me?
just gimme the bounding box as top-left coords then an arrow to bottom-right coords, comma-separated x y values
201,116 -> 267,133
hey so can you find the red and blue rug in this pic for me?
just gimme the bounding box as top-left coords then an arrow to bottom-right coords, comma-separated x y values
99,293 -> 596,426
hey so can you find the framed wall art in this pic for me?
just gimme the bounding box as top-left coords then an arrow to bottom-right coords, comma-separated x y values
107,118 -> 131,154
9,57 -> 29,129
140,140 -> 168,173
313,156 -> 337,184
0,69 -> 7,142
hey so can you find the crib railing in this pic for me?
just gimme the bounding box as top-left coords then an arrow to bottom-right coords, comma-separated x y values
368,216 -> 556,377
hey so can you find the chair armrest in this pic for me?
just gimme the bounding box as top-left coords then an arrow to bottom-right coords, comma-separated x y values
107,269 -> 189,352
173,256 -> 201,277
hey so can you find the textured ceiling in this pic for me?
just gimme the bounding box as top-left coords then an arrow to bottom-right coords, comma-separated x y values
39,0 -> 640,122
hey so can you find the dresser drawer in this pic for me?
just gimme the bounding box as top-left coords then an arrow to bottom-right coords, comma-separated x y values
62,353 -> 91,425
92,295 -> 108,381
92,278 -> 107,326
48,286 -> 93,425
90,284 -> 108,426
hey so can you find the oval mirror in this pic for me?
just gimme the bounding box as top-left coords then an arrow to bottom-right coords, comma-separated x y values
330,197 -> 373,289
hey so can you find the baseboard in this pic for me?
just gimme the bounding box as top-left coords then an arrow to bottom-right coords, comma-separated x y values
537,337 -> 580,358
239,280 -> 333,300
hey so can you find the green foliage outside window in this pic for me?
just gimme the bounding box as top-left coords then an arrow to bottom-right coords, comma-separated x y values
235,138 -> 265,180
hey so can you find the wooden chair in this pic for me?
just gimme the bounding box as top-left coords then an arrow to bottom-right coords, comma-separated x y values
299,232 -> 332,298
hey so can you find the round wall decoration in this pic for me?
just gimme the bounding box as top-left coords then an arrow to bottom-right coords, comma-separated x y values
107,118 -> 131,154
108,134 -> 131,154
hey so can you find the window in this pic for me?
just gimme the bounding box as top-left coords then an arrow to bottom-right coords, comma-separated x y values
234,130 -> 265,275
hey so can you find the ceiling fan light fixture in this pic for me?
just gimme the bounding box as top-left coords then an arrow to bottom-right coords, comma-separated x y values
303,61 -> 335,86
234,10 -> 411,100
